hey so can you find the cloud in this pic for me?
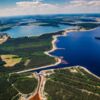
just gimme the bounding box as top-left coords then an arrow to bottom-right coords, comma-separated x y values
88,0 -> 100,6
16,0 -> 44,7
16,0 -> 100,8
0,0 -> 100,16
69,0 -> 100,6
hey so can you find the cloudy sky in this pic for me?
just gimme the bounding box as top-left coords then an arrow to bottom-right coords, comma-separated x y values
0,0 -> 100,16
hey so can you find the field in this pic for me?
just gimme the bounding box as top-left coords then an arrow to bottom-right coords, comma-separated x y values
44,67 -> 100,100
1,54 -> 22,67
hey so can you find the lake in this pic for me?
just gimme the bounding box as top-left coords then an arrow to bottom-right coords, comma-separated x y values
5,24 -> 71,38
49,27 -> 100,76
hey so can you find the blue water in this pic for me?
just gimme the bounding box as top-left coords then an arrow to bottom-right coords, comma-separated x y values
31,27 -> 100,76
5,25 -> 70,38
48,27 -> 100,76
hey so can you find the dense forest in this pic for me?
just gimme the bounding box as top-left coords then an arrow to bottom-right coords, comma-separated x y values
45,67 -> 100,100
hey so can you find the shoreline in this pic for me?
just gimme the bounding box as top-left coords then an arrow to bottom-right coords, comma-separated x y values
15,27 -> 100,79
42,27 -> 85,69
15,29 -> 73,74
80,66 -> 100,79
61,66 -> 100,79
43,29 -> 78,69
43,27 -> 100,78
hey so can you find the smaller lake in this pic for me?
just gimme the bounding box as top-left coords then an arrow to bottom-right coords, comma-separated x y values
50,27 -> 100,76
5,25 -> 70,38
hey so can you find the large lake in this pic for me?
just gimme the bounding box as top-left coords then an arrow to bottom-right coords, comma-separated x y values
5,25 -> 71,38
49,27 -> 100,76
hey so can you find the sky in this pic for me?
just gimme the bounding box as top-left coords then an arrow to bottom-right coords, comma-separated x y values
0,0 -> 100,16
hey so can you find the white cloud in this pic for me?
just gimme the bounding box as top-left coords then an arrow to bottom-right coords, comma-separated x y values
88,1 -> 100,6
69,0 -> 100,6
0,0 -> 100,17
16,0 -> 44,7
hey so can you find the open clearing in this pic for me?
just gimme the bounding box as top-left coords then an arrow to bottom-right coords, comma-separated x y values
1,54 -> 22,67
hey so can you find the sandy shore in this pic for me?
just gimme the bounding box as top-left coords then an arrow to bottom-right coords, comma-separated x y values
43,29 -> 78,68
80,66 -> 100,79
62,66 -> 100,79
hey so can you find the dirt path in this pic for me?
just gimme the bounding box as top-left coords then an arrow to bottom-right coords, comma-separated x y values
29,93 -> 41,100
28,73 -> 42,100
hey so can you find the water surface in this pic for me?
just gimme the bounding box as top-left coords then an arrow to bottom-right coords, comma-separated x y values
5,24 -> 70,38
50,27 -> 100,76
